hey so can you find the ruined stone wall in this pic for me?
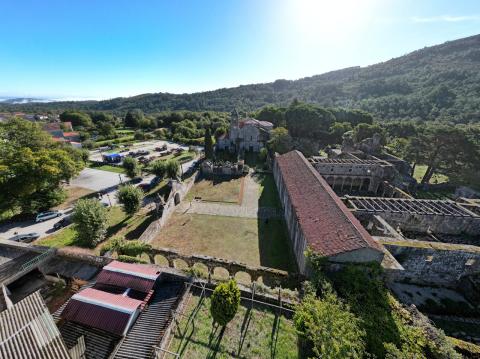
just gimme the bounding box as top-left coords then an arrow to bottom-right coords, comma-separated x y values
139,172 -> 199,243
355,211 -> 480,236
384,243 -> 480,288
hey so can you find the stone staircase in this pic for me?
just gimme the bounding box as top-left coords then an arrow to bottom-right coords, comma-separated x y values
113,281 -> 183,359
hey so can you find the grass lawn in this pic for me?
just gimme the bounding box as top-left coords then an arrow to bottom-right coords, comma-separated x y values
413,165 -> 449,184
151,213 -> 295,271
255,174 -> 281,208
95,135 -> 134,146
168,295 -> 300,359
54,186 -> 95,210
36,206 -> 155,253
186,178 -> 243,203
88,161 -> 125,174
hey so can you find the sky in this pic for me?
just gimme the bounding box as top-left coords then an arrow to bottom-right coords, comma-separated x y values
1,0 -> 479,99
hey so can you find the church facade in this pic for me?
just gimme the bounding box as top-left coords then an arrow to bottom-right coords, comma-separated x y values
217,110 -> 273,153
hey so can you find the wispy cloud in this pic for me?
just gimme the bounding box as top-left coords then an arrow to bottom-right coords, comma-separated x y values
411,15 -> 480,23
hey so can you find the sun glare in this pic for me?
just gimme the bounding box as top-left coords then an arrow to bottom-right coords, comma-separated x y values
285,0 -> 378,41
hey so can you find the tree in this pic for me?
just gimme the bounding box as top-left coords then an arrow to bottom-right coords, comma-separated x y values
122,157 -> 140,179
151,160 -> 167,178
294,290 -> 366,359
256,105 -> 286,127
285,102 -> 335,140
352,123 -> 386,144
204,126 -> 214,159
124,109 -> 144,128
59,111 -> 93,128
116,185 -> 143,215
166,159 -> 180,179
405,123 -> 480,184
267,127 -> 293,154
210,279 -> 240,326
97,122 -> 116,138
72,198 -> 108,246
329,122 -> 352,144
0,118 -> 85,214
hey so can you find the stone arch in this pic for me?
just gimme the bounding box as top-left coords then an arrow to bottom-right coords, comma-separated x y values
174,192 -> 181,205
173,258 -> 189,270
192,262 -> 209,277
234,271 -> 252,285
153,254 -> 170,267
213,267 -> 230,281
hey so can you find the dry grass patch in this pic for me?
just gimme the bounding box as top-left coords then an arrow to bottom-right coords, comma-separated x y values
54,186 -> 95,210
186,178 -> 243,204
151,213 -> 294,271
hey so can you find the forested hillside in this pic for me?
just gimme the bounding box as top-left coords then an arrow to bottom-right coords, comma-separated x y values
2,34 -> 480,122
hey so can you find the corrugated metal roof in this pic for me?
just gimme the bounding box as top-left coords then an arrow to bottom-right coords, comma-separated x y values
0,291 -> 71,359
61,299 -> 132,336
96,270 -> 156,293
104,261 -> 161,280
276,150 -> 383,257
72,288 -> 142,313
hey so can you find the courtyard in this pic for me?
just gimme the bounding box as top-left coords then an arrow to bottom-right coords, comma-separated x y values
151,172 -> 294,271
167,294 -> 301,359
151,213 -> 294,271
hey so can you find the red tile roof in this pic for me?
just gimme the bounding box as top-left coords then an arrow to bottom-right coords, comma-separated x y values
96,270 -> 156,293
276,150 -> 383,258
104,260 -> 161,280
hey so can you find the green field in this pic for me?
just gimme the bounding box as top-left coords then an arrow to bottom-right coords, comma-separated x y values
255,174 -> 282,208
36,206 -> 155,253
186,178 -> 243,203
168,295 -> 300,359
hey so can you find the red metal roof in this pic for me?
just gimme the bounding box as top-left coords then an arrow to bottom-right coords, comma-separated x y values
104,261 -> 161,280
73,288 -> 142,312
276,150 -> 383,258
96,270 -> 156,293
61,299 -> 132,336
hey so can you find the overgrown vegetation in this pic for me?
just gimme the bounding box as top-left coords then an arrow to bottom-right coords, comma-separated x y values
72,198 -> 108,247
210,279 -> 241,327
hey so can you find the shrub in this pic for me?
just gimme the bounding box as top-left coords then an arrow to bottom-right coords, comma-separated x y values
294,289 -> 366,359
210,279 -> 241,326
151,160 -> 167,178
72,198 -> 108,247
116,185 -> 143,215
117,240 -> 152,257
117,255 -> 147,264
122,157 -> 140,179
166,159 -> 180,179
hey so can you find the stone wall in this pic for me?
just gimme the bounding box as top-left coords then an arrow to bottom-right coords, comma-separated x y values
355,211 -> 480,236
273,158 -> 308,275
383,243 -> 480,288
139,172 -> 199,243
150,247 -> 302,288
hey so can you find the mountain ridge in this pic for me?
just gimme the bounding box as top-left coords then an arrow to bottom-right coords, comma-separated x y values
2,33 -> 480,122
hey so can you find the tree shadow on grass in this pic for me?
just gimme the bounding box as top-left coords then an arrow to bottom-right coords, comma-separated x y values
237,307 -> 253,357
206,325 -> 226,359
270,313 -> 281,359
105,217 -> 129,237
124,214 -> 156,240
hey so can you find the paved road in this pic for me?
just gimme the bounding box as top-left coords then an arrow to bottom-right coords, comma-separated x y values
70,168 -> 128,192
0,209 -> 72,241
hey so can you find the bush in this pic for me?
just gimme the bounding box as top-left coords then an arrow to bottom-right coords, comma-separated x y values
72,198 -> 108,247
294,290 -> 366,359
122,157 -> 141,179
117,240 -> 152,257
116,185 -> 143,215
151,160 -> 167,178
134,130 -> 146,140
210,279 -> 240,326
166,159 -> 180,179
117,254 -> 148,264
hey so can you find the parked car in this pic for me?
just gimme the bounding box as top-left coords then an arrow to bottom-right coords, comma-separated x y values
35,211 -> 62,222
138,183 -> 151,192
137,150 -> 150,156
53,216 -> 72,230
150,176 -> 162,187
9,232 -> 40,243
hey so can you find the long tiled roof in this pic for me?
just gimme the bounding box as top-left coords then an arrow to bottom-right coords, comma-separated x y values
0,291 -> 71,359
71,288 -> 142,313
276,150 -> 383,257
